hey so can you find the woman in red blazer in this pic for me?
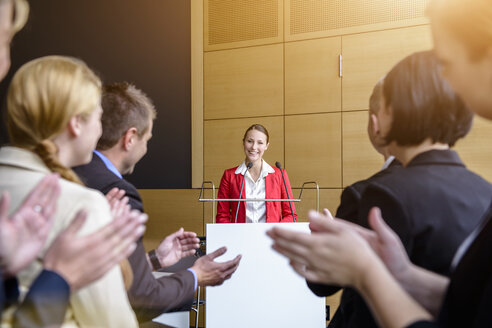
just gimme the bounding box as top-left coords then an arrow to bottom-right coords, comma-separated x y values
216,124 -> 298,223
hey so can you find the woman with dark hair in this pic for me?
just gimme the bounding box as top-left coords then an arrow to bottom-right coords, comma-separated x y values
268,0 -> 492,326
216,124 -> 297,223
303,50 -> 492,328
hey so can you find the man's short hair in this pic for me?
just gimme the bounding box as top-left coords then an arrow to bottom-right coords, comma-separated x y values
97,82 -> 156,150
383,50 -> 473,147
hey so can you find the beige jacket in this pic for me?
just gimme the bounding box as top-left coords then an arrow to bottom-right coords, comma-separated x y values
0,147 -> 138,328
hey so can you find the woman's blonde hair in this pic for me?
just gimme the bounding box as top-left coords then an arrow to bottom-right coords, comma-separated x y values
7,55 -> 102,184
428,0 -> 492,60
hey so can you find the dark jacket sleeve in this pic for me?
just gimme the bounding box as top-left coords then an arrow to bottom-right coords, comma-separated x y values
335,185 -> 362,223
13,270 -> 70,328
358,184 -> 412,252
116,180 -> 196,322
306,186 -> 362,297
127,241 -> 195,322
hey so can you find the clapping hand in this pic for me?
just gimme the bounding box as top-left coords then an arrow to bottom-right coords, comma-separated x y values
0,174 -> 60,276
155,228 -> 201,268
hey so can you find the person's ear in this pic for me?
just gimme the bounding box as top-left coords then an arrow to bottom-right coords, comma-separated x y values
265,142 -> 270,150
67,115 -> 83,137
370,113 -> 379,136
123,127 -> 138,151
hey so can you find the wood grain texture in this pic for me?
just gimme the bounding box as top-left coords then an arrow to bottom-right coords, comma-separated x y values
342,111 -> 385,187
454,116 -> 492,183
285,113 -> 342,188
204,44 -> 284,119
342,25 -> 433,111
285,37 -> 342,114
139,189 -> 204,246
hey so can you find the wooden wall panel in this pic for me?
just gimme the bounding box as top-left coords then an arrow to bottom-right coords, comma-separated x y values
204,44 -> 284,119
342,25 -> 433,111
285,37 -> 342,114
204,116 -> 284,188
285,113 -> 342,188
285,0 -> 429,41
204,0 -> 283,51
292,188 -> 343,221
342,111 -> 385,187
139,189 -> 204,250
454,116 -> 492,183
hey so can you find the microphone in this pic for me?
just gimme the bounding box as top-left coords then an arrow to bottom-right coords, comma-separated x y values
234,162 -> 253,223
275,161 -> 296,222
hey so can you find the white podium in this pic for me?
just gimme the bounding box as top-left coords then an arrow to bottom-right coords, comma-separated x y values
206,223 -> 325,328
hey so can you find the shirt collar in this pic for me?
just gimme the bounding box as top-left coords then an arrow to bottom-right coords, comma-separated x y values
93,150 -> 122,179
235,159 -> 275,179
381,155 -> 395,171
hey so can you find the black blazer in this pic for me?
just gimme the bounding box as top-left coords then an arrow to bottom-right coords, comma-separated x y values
307,158 -> 401,325
1,270 -> 70,327
74,155 -> 195,323
408,202 -> 492,328
315,150 -> 492,328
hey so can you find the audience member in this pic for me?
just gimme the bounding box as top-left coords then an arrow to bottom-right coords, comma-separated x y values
74,82 -> 242,323
268,1 -> 492,326
0,56 -> 143,327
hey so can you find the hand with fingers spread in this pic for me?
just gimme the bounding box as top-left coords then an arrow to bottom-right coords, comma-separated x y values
267,210 -> 378,288
153,228 -> 200,268
0,174 -> 60,276
309,207 -> 413,286
191,247 -> 242,287
43,209 -> 148,291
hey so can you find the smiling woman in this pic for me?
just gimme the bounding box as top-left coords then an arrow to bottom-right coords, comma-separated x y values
216,124 -> 298,223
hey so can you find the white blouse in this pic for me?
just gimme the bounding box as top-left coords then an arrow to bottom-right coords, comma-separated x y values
235,160 -> 275,223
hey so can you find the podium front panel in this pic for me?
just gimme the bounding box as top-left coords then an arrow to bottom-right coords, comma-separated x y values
206,223 -> 325,328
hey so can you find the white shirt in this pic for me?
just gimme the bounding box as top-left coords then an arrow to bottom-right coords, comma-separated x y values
235,160 -> 275,223
381,155 -> 396,170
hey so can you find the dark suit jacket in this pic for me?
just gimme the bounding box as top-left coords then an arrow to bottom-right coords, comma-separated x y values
327,149 -> 492,328
307,158 -> 401,325
74,154 -> 195,323
1,270 -> 70,327
407,202 -> 492,328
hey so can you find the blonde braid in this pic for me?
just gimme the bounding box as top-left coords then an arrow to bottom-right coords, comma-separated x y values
33,140 -> 83,185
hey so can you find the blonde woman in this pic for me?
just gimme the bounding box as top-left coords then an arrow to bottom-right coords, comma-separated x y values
0,56 -> 139,327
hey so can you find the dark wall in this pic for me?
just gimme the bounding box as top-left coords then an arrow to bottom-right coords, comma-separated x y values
0,0 -> 191,188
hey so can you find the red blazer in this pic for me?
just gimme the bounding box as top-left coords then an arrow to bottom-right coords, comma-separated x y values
216,165 -> 297,223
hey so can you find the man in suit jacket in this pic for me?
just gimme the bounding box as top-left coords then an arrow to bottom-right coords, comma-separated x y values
74,82 -> 241,324
307,78 -> 403,326
310,51 -> 492,328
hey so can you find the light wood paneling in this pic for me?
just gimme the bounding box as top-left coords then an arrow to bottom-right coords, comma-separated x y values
293,188 -> 343,221
285,113 -> 342,188
454,116 -> 492,183
204,0 -> 283,51
285,0 -> 429,41
139,189 -> 204,251
326,290 -> 342,323
285,37 -> 342,114
191,0 -> 204,188
204,44 -> 284,119
342,25 -> 433,111
342,111 -> 385,187
204,116 -> 284,189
